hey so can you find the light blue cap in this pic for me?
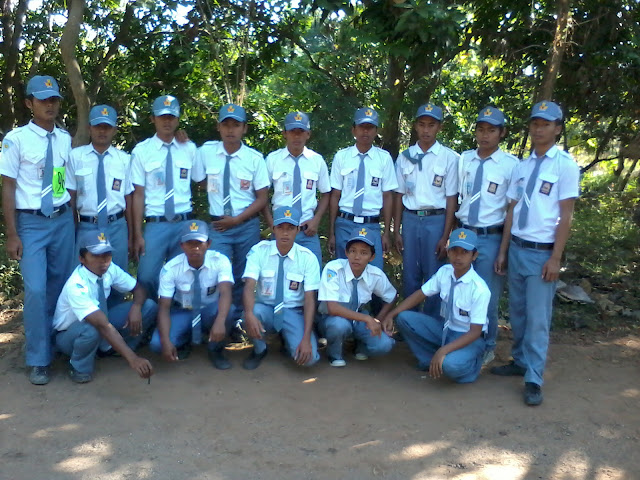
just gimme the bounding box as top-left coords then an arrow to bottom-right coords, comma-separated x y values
273,206 -> 300,227
284,111 -> 310,131
26,75 -> 62,100
89,105 -> 117,127
78,229 -> 113,254
476,106 -> 505,126
448,228 -> 477,251
416,103 -> 443,121
181,220 -> 209,243
219,104 -> 246,122
354,107 -> 379,127
346,226 -> 375,248
152,95 -> 180,117
531,101 -> 563,121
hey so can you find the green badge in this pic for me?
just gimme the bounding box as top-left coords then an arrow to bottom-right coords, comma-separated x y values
52,166 -> 66,197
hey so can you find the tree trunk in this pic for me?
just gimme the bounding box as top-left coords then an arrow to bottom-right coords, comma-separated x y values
538,0 -> 571,101
0,0 -> 28,133
60,0 -> 90,146
380,55 -> 405,159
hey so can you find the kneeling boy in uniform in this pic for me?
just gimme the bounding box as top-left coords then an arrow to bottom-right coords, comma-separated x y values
385,228 -> 489,383
318,227 -> 397,367
149,220 -> 235,369
53,230 -> 157,383
241,206 -> 321,370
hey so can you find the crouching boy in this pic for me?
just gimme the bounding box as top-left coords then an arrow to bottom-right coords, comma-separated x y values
53,230 -> 157,383
385,228 -> 489,383
318,227 -> 397,367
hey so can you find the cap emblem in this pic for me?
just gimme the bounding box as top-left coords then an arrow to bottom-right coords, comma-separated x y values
45,79 -> 52,88
458,231 -> 467,240
98,232 -> 106,242
359,228 -> 367,236
295,113 -> 302,121
227,105 -> 235,112
163,97 -> 172,106
190,222 -> 198,232
539,102 -> 548,111
484,108 -> 492,116
425,104 -> 433,112
365,109 -> 372,117
284,210 -> 292,217
101,108 -> 109,115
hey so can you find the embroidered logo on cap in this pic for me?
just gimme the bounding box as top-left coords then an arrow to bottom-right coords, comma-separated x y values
284,209 -> 292,217
190,222 -> 198,231
425,104 -> 433,112
359,228 -> 367,236
458,231 -> 467,240
484,108 -> 492,116
295,113 -> 302,121
98,232 -> 107,242
45,79 -> 52,88
539,102 -> 548,111
163,97 -> 172,106
101,108 -> 109,116
227,105 -> 235,112
365,109 -> 372,117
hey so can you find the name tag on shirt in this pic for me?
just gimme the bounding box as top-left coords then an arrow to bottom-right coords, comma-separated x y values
207,285 -> 217,296
289,280 -> 300,291
306,179 -> 314,190
112,178 -> 122,191
371,177 -> 380,187
459,308 -> 469,317
432,175 -> 443,188
240,179 -> 251,190
180,168 -> 189,179
487,182 -> 498,194
539,181 -> 554,195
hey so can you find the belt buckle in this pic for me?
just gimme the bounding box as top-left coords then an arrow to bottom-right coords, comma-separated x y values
353,216 -> 365,224
417,210 -> 426,217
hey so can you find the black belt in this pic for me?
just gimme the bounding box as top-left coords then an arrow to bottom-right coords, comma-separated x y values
210,214 -> 257,224
18,202 -> 70,219
404,208 -> 445,217
145,212 -> 194,223
511,235 -> 554,250
461,223 -> 504,235
338,210 -> 380,223
79,210 -> 125,224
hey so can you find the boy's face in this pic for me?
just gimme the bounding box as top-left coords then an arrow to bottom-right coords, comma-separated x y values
283,128 -> 310,152
273,222 -> 298,248
345,241 -> 374,276
80,251 -> 112,277
90,124 -> 117,150
152,114 -> 179,137
447,246 -> 478,274
218,118 -> 248,145
26,97 -> 60,124
475,122 -> 505,152
352,123 -> 377,148
414,116 -> 441,146
181,239 -> 210,266
529,118 -> 561,148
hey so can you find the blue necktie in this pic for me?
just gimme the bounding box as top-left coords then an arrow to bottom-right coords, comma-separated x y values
518,156 -> 545,229
467,158 -> 488,226
353,153 -> 367,216
272,255 -> 286,332
41,132 -> 54,217
95,151 -> 108,229
442,279 -> 462,346
349,278 -> 359,312
407,152 -> 426,171
223,154 -> 232,216
97,278 -> 108,314
191,268 -> 202,345
292,154 -> 302,217
164,144 -> 175,221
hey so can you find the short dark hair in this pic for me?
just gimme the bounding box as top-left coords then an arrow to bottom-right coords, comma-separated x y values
79,247 -> 88,258
346,239 -> 375,255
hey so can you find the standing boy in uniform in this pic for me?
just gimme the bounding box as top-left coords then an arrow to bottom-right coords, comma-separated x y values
318,227 -> 397,367
491,101 -> 580,406
53,230 -> 157,383
130,95 -> 201,300
0,75 -> 75,385
193,104 -> 269,312
241,206 -> 321,369
264,111 -> 330,267
385,228 -> 489,384
456,106 -> 518,365
328,107 -> 397,270
394,103 -> 459,318
150,220 -> 236,369
67,104 -> 133,306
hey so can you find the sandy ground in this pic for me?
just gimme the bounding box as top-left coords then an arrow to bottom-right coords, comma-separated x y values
1,311 -> 640,480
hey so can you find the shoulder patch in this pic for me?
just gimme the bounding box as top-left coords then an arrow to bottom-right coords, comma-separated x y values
326,269 -> 337,280
1,138 -> 13,152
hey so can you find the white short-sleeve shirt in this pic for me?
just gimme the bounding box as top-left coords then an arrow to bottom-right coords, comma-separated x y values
193,141 -> 269,216
456,148 -> 518,227
330,145 -> 398,216
421,264 -> 489,333
318,258 -> 396,314
158,250 -> 234,308
67,144 -> 133,216
130,135 -> 200,216
243,240 -> 320,308
395,141 -> 459,210
507,145 -> 580,243
53,263 -> 137,331
0,121 -> 72,209
265,146 -> 331,223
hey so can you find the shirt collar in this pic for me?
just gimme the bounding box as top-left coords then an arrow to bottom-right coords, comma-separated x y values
88,144 -> 115,159
473,147 -> 502,164
350,145 -> 373,158
530,145 -> 559,160
282,146 -> 310,161
152,134 -> 177,150
180,254 -> 208,272
343,260 -> 371,285
414,140 -> 441,156
269,241 -> 297,260
28,120 -> 57,138
220,142 -> 246,158
79,264 -> 101,285
449,264 -> 475,284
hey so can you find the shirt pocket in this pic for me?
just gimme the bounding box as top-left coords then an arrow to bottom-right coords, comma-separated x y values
75,167 -> 93,195
485,173 -> 504,196
537,172 -> 559,197
286,272 -> 304,292
236,167 -> 254,191
23,150 -> 45,181
370,169 -> 382,188
176,281 -> 195,309
174,157 -> 191,182
432,165 -> 446,188
259,270 -> 276,297
144,159 -> 164,187
206,166 -> 222,193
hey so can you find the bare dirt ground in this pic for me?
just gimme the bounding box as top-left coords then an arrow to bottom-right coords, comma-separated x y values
2,304 -> 640,480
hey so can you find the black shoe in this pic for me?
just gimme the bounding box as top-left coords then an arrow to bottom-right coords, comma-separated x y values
177,345 -> 192,360
69,367 -> 92,384
96,348 -> 120,358
28,366 -> 50,385
490,361 -> 526,376
524,382 -> 543,406
208,349 -> 232,370
242,348 -> 268,370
